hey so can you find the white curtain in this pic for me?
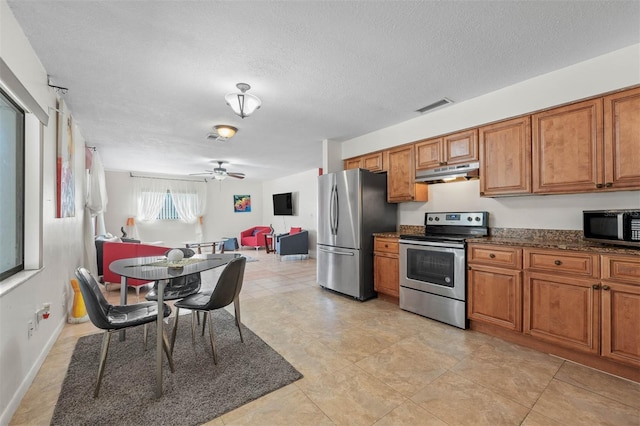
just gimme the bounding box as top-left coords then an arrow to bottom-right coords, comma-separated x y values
169,180 -> 207,240
133,177 -> 166,221
83,149 -> 108,276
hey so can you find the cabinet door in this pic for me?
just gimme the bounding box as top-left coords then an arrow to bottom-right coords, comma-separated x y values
479,116 -> 531,196
532,98 -> 603,194
387,145 -> 428,202
601,281 -> 640,367
603,87 -> 640,190
374,253 -> 399,298
362,152 -> 384,172
344,158 -> 361,170
468,265 -> 522,331
444,129 -> 478,165
415,138 -> 443,170
523,271 -> 600,354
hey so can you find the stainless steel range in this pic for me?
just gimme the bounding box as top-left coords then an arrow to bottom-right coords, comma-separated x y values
399,211 -> 488,329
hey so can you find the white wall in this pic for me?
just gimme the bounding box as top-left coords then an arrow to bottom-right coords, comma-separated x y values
103,168 -> 321,256
342,44 -> 640,230
103,171 -> 266,248
261,168 -> 321,257
0,2 -> 87,422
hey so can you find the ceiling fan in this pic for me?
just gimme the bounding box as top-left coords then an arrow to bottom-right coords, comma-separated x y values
190,161 -> 245,181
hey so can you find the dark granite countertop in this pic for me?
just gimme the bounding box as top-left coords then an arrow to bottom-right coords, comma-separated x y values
375,227 -> 639,256
469,228 -> 639,256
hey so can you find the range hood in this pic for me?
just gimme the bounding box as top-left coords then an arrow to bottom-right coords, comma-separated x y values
415,162 -> 480,183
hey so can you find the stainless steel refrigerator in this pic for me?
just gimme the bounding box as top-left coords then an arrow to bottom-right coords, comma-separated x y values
317,168 -> 397,300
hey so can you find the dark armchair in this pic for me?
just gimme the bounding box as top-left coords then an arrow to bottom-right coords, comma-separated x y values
275,229 -> 309,257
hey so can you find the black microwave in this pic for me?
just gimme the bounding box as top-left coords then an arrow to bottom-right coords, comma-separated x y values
583,209 -> 640,247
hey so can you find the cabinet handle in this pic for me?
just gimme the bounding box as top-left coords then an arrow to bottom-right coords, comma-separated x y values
489,253 -> 496,258
468,266 -> 472,270
602,285 -> 610,291
592,284 -> 600,290
439,162 -> 447,166
384,244 -> 389,248
554,260 -> 562,266
596,183 -> 603,188
480,191 -> 485,195
605,182 -> 613,188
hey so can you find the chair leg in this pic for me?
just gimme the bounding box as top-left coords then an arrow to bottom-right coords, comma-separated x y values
161,325 -> 175,373
201,311 -> 207,336
190,310 -> 197,346
170,307 -> 180,355
234,298 -> 244,343
94,331 -> 111,398
143,323 -> 148,350
207,311 -> 218,364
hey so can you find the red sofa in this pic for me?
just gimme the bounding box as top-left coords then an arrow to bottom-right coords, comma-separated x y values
102,241 -> 169,298
240,226 -> 271,250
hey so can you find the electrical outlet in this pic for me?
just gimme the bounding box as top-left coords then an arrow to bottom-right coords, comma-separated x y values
27,320 -> 34,339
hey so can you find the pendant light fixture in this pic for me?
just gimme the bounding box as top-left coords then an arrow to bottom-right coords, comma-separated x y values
225,83 -> 261,118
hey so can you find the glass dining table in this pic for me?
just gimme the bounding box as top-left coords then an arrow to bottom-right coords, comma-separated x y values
109,252 -> 240,398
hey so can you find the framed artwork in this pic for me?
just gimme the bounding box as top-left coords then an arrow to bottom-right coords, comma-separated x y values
233,195 -> 251,212
56,100 -> 75,218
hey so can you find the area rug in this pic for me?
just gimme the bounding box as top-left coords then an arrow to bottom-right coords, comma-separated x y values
51,310 -> 301,425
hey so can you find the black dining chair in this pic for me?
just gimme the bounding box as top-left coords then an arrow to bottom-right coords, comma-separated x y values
143,249 -> 202,349
74,267 -> 175,397
171,256 -> 247,364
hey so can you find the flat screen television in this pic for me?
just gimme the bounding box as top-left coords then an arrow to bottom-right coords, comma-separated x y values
273,192 -> 293,216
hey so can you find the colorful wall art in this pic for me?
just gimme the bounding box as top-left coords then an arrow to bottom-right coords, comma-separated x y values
56,100 -> 75,218
233,195 -> 251,212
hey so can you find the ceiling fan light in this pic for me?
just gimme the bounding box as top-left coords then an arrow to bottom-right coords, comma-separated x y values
214,125 -> 237,139
225,83 -> 261,118
213,174 -> 226,181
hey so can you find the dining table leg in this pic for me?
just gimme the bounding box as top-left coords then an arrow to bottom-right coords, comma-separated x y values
155,279 -> 165,398
119,276 -> 128,341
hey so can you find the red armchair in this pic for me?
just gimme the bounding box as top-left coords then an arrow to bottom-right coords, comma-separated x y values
240,226 -> 271,250
102,241 -> 169,298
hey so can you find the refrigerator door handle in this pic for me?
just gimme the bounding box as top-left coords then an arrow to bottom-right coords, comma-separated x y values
330,184 -> 339,235
318,247 -> 355,256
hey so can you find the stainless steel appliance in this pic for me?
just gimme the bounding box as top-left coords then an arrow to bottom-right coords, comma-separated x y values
414,162 -> 479,183
399,211 -> 488,329
583,209 -> 640,247
317,169 -> 397,300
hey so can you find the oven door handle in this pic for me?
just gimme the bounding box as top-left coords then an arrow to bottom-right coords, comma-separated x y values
318,247 -> 354,256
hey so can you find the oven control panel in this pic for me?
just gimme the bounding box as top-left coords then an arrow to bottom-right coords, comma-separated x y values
425,212 -> 488,226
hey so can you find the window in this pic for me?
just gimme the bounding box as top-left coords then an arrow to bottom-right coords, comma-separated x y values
0,89 -> 25,281
157,191 -> 179,220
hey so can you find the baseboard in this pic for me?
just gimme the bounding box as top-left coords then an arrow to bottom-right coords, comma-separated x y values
0,317 -> 66,425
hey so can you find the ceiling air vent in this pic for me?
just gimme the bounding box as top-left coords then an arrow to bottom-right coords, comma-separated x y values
416,98 -> 453,114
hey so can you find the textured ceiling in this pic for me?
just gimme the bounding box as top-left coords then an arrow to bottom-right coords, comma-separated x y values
7,1 -> 640,181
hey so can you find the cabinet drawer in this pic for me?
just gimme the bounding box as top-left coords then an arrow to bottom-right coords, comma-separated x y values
374,238 -> 399,254
524,249 -> 599,278
468,244 -> 522,269
602,254 -> 640,284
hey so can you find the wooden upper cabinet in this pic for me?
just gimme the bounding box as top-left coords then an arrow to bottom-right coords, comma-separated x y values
386,145 -> 428,203
344,152 -> 384,172
344,158 -> 361,170
479,116 -> 532,197
532,98 -> 604,194
415,138 -> 443,169
603,86 -> 640,190
415,130 -> 478,170
444,129 -> 478,165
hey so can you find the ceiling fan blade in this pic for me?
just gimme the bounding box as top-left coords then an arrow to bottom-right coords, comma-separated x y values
227,172 -> 245,179
189,172 -> 213,176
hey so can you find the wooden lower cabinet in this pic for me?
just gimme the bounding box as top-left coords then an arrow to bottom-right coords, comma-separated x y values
468,244 -> 640,381
601,254 -> 640,367
468,265 -> 522,331
523,271 -> 600,354
373,237 -> 399,299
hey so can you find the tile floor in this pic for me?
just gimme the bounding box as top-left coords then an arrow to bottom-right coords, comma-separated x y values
10,249 -> 640,425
